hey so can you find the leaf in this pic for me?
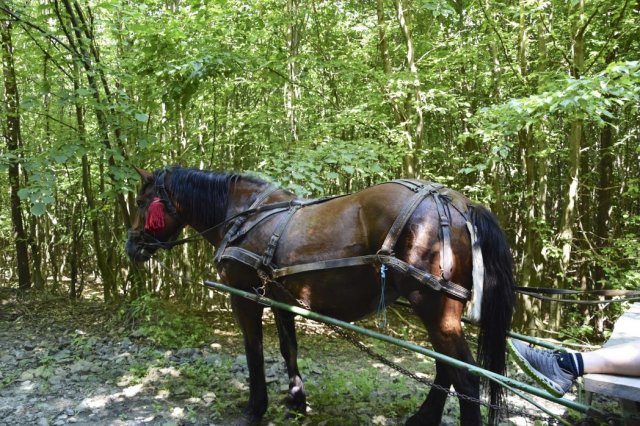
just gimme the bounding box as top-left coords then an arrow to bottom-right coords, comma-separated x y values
341,165 -> 355,174
134,112 -> 149,123
17,188 -> 31,200
326,172 -> 339,180
31,203 -> 47,216
76,87 -> 94,96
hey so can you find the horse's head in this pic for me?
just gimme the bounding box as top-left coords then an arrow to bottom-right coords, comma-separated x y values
126,167 -> 184,262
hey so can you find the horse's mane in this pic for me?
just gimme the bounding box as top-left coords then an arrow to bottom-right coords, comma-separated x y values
158,167 -> 267,226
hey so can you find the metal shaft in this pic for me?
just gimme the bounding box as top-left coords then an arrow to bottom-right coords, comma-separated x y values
203,279 -> 607,419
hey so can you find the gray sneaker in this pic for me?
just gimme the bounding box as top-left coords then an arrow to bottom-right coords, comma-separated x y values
508,339 -> 575,397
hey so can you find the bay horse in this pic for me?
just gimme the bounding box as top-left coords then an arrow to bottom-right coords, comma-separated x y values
126,166 -> 515,425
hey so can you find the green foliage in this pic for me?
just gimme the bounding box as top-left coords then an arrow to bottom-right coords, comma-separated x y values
466,61 -> 640,172
119,294 -> 213,348
0,371 -> 19,390
17,165 -> 56,216
260,138 -> 405,197
1,0 -> 639,340
302,361 -> 422,424
599,225 -> 640,291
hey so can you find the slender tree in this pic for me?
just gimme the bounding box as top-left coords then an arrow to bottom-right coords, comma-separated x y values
1,18 -> 31,292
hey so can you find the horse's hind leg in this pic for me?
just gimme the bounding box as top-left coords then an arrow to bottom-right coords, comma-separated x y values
231,294 -> 268,424
273,309 -> 306,414
406,360 -> 451,425
407,292 -> 481,426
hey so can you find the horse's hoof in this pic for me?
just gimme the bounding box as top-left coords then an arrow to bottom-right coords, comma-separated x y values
236,409 -> 263,426
231,414 -> 261,426
405,414 -> 436,426
284,393 -> 307,416
284,379 -> 306,414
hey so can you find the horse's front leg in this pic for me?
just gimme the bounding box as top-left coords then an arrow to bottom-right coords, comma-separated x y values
231,294 -> 267,424
274,309 -> 306,415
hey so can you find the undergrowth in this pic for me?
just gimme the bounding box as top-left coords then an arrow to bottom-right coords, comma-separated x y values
117,293 -> 214,348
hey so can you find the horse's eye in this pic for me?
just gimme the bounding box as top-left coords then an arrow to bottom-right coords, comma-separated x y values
136,199 -> 146,208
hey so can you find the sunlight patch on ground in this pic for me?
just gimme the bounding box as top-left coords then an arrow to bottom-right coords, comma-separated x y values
372,414 -> 388,424
17,380 -> 36,393
76,364 -> 189,414
170,406 -> 185,419
122,383 -> 143,397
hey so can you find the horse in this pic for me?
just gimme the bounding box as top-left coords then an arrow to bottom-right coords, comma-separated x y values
126,166 -> 515,425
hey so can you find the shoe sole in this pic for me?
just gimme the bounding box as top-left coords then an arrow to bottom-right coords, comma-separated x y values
507,339 -> 565,398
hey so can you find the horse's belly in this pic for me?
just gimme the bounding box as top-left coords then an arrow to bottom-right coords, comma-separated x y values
283,267 -> 394,322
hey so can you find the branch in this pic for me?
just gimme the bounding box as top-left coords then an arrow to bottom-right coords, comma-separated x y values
20,24 -> 73,80
584,0 -> 630,74
536,11 -> 573,70
576,0 -> 606,40
266,66 -> 325,98
478,1 -> 525,84
28,110 -> 78,131
0,4 -> 74,54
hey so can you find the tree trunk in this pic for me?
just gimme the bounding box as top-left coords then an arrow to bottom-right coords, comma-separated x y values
394,0 -> 424,177
72,60 -> 115,301
1,19 -> 31,292
57,0 -> 131,228
376,0 -> 404,127
554,0 -> 586,327
558,0 -> 585,276
285,0 -> 301,145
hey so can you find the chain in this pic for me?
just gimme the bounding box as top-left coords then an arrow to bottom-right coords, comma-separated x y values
261,275 -> 560,425
327,320 -> 561,424
163,263 -> 559,424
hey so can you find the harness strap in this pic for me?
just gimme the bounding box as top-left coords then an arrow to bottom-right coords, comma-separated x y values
215,179 -> 472,302
214,188 -> 280,263
379,181 -> 442,255
219,246 -> 269,270
433,194 -> 453,281
262,204 -> 301,266
391,179 -> 427,191
271,254 -> 470,300
227,208 -> 289,245
465,218 -> 484,323
272,255 -> 380,278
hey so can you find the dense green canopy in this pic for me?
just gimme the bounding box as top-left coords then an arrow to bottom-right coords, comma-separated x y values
1,0 -> 639,339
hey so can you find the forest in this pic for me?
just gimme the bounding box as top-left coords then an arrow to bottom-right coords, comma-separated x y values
1,0 -> 639,343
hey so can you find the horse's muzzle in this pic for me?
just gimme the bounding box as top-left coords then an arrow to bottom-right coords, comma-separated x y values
126,230 -> 156,263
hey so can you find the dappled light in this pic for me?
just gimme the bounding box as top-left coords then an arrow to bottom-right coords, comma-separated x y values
1,0 -> 639,424
1,293 -> 623,424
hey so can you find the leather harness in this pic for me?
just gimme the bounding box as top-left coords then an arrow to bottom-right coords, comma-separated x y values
214,179 -> 472,301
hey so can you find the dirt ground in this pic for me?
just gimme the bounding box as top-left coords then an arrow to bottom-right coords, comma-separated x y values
0,290 -> 622,425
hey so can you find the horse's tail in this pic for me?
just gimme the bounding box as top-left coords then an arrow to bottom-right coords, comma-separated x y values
470,204 -> 515,423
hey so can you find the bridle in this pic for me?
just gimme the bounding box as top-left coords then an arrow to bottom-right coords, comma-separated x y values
129,170 -> 300,254
128,169 -> 316,258
151,170 -> 179,218
129,170 -> 185,252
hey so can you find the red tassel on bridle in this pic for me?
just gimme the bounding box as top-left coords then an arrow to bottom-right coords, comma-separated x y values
145,197 -> 165,232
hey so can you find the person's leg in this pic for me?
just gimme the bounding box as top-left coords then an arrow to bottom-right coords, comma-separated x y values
582,341 -> 640,375
510,339 -> 640,397
509,339 -> 575,397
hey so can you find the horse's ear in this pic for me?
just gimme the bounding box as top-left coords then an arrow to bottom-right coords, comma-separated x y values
134,167 -> 154,184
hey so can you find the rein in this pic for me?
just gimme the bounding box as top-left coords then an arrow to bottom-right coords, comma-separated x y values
134,199 -> 303,250
515,286 -> 640,305
136,191 -> 348,251
135,174 -> 638,307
